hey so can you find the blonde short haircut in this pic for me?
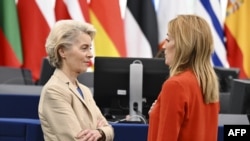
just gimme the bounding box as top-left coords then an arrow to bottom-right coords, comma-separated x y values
45,20 -> 96,68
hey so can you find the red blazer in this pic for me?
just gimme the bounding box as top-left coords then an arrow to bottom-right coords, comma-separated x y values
148,70 -> 219,141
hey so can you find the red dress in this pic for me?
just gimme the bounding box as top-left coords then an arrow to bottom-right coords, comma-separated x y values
148,70 -> 219,141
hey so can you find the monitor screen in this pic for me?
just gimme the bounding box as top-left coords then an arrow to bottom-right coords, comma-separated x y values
93,57 -> 169,120
214,67 -> 240,92
37,57 -> 55,85
229,79 -> 250,114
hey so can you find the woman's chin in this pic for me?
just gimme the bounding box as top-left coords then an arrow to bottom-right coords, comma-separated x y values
77,68 -> 87,75
165,60 -> 169,66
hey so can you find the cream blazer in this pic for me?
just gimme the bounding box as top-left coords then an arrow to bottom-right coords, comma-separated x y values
38,69 -> 114,141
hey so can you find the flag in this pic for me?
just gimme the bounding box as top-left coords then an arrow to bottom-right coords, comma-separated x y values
55,0 -> 71,20
156,0 -> 190,49
125,0 -> 158,57
195,0 -> 229,68
0,0 -> 23,67
155,0 -> 229,67
225,0 -> 250,78
58,0 -> 93,71
78,0 -> 90,22
89,0 -> 126,57
17,0 -> 51,81
59,0 -> 90,22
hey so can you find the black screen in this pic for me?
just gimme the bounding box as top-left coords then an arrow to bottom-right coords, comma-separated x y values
94,57 -> 169,119
229,79 -> 250,114
214,67 -> 240,92
37,57 -> 55,85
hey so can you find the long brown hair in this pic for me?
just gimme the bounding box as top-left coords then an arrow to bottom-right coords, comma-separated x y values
168,15 -> 219,103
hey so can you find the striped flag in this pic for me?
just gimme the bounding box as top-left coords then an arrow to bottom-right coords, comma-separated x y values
55,0 -> 94,71
125,0 -> 158,57
77,0 -> 90,22
17,0 -> 51,81
89,0 -> 126,57
225,0 -> 250,78
195,0 -> 229,68
155,0 -> 229,67
0,0 -> 23,67
60,0 -> 90,22
55,0 -> 71,20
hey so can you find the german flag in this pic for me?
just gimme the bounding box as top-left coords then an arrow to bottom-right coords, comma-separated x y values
89,0 -> 126,57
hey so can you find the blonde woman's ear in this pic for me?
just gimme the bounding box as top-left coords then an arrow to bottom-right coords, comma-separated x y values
58,48 -> 66,59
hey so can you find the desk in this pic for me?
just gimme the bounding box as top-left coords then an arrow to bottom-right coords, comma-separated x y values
0,118 -> 224,141
2,93 -> 248,141
111,123 -> 224,141
0,94 -> 40,119
0,118 -> 43,141
111,123 -> 148,141
2,93 -> 238,141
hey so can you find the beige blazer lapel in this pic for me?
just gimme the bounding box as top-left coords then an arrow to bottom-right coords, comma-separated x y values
54,69 -> 86,104
53,69 -> 94,120
68,82 -> 86,104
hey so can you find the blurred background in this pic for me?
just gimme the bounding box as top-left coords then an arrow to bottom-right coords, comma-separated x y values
0,0 -> 249,84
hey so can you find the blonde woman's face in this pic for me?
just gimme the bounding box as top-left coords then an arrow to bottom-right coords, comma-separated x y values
163,34 -> 175,66
62,32 -> 93,74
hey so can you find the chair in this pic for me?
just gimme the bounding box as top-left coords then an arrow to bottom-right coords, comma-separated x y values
219,92 -> 230,113
0,66 -> 33,85
214,67 -> 240,92
37,57 -> 55,85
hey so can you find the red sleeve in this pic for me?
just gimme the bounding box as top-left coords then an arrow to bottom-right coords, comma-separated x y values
156,80 -> 188,141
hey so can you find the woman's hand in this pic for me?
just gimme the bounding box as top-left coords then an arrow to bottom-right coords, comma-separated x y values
97,118 -> 107,128
76,129 -> 102,141
76,118 -> 107,141
148,100 -> 157,114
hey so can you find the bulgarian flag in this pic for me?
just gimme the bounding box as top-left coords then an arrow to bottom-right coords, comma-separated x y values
225,0 -> 250,78
0,0 -> 23,67
89,0 -> 126,57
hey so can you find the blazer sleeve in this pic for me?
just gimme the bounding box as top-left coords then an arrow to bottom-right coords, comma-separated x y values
41,85 -> 82,141
91,92 -> 114,141
81,85 -> 114,141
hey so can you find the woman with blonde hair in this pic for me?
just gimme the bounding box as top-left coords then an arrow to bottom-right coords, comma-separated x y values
148,15 -> 219,141
38,20 -> 114,141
